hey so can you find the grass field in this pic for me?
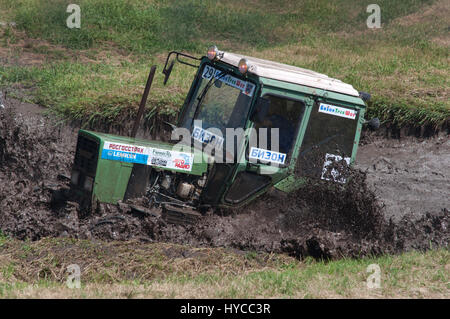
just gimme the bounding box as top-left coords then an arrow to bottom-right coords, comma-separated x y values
0,0 -> 448,129
0,235 -> 448,298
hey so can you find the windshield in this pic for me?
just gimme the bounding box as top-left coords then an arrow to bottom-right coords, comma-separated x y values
180,64 -> 256,135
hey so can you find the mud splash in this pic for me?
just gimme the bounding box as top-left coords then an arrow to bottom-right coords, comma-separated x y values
0,103 -> 76,240
0,100 -> 448,260
152,172 -> 448,259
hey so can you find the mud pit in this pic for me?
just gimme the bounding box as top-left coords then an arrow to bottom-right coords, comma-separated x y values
0,97 -> 448,259
355,135 -> 450,222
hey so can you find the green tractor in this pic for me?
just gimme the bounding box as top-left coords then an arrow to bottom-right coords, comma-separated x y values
69,46 -> 377,223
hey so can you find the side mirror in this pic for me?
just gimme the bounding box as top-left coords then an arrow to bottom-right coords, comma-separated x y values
163,121 -> 180,142
163,60 -> 175,85
250,97 -> 270,123
359,91 -> 371,102
366,117 -> 380,130
162,120 -> 177,131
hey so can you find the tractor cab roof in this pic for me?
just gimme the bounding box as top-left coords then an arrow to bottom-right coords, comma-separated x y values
216,51 -> 360,97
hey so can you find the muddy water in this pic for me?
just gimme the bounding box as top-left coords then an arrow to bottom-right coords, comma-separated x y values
0,97 -> 448,259
355,134 -> 449,222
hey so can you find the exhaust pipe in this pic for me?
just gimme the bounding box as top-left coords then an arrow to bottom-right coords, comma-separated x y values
131,65 -> 157,138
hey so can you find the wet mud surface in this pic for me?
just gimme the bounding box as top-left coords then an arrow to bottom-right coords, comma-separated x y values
355,134 -> 449,222
0,97 -> 448,260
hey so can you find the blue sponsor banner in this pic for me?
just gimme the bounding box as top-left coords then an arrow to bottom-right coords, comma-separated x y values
101,149 -> 149,165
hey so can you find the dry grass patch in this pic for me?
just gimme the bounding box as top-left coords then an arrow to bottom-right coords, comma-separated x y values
0,238 -> 294,284
0,236 -> 448,298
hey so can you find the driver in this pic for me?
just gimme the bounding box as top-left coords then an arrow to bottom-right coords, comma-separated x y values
263,113 -> 295,154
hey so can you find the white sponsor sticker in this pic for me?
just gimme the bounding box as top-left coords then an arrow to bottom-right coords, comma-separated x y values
192,126 -> 224,148
170,151 -> 194,171
318,103 -> 357,120
101,141 -> 193,172
202,65 -> 255,97
321,153 -> 350,183
249,147 -> 286,165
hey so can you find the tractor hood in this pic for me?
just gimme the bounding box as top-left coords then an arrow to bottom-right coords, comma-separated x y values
79,130 -> 209,176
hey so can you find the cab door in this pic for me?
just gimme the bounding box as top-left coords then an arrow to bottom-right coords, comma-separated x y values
221,91 -> 311,205
295,99 -> 362,183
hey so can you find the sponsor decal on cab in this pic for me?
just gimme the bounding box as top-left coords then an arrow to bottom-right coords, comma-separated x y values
249,147 -> 286,165
192,126 -> 224,148
202,65 -> 255,97
318,103 -> 357,120
321,153 -> 351,184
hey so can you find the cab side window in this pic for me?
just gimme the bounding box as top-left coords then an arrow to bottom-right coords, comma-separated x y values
296,101 -> 359,179
252,95 -> 305,156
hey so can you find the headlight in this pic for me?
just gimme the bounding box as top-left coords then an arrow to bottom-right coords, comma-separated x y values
238,58 -> 248,74
83,176 -> 94,192
207,45 -> 218,60
71,170 -> 80,185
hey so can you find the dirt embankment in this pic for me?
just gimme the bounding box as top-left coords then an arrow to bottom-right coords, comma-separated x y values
0,98 -> 448,260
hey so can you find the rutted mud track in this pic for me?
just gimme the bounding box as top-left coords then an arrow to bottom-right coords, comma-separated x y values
0,98 -> 448,259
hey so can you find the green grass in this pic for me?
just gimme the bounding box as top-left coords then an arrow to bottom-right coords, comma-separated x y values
0,0 -> 448,129
0,0 -> 437,52
0,237 -> 448,298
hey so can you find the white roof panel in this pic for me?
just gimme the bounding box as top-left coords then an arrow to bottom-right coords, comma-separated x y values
218,52 -> 360,97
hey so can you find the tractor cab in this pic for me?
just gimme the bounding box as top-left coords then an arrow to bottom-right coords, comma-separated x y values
69,46 -> 373,222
